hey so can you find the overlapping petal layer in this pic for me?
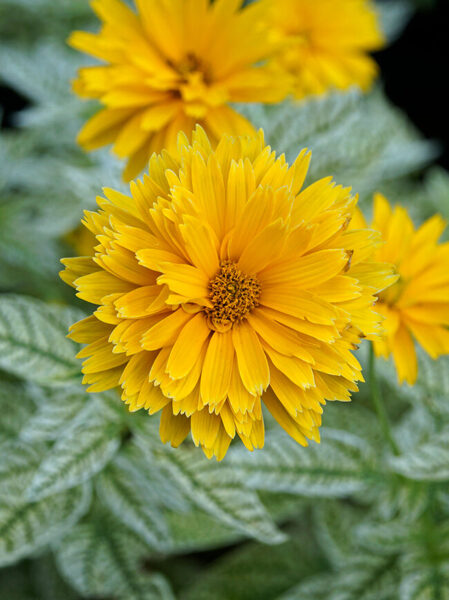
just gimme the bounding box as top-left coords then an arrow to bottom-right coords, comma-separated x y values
61,128 -> 396,459
266,0 -> 384,99
359,193 -> 449,384
69,0 -> 290,181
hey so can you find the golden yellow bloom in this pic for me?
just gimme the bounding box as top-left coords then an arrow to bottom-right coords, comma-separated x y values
65,225 -> 97,257
359,193 -> 449,384
69,0 -> 289,181
266,0 -> 384,99
61,128 -> 396,460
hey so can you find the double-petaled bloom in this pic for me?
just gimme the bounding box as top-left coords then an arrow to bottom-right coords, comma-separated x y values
265,0 -> 385,99
69,0 -> 289,181
61,128 -> 396,459
359,193 -> 449,384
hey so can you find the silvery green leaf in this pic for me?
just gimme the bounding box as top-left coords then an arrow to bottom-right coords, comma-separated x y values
400,555 -> 449,600
122,439 -> 190,513
20,386 -> 88,442
278,574 -> 334,600
355,519 -> 410,555
26,398 -> 121,500
55,514 -> 174,600
388,430 -> 449,481
240,88 -> 436,195
314,502 -> 364,567
0,380 -> 36,444
96,455 -> 171,550
184,527 -> 322,600
0,295 -> 82,386
279,556 -> 397,600
227,428 -> 377,497
0,440 -> 45,501
0,483 -> 90,567
375,477 -> 429,522
377,0 -> 414,42
153,444 -> 286,545
328,555 -> 397,600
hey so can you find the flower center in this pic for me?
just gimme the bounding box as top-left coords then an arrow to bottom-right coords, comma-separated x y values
379,275 -> 406,306
167,53 -> 212,86
206,260 -> 261,330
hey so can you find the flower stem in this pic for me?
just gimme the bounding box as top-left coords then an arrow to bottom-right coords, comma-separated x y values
369,344 -> 400,456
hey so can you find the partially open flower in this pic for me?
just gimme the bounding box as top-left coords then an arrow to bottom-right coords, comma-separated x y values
359,193 -> 449,384
69,0 -> 289,181
61,127 -> 396,459
265,0 -> 385,99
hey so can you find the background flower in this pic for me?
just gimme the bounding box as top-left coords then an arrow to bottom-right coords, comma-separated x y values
360,193 -> 449,383
266,0 -> 385,99
69,0 -> 290,181
61,128 -> 396,459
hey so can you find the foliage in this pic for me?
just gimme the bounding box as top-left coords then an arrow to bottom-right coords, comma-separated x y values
1,0 -> 449,598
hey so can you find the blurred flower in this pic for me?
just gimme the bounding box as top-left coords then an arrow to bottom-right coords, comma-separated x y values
64,224 -> 97,257
266,0 -> 384,99
69,0 -> 289,181
361,193 -> 449,384
61,127 -> 396,459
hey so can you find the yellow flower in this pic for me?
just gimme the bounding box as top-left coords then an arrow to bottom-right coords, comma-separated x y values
69,0 -> 289,181
61,127 -> 396,460
360,193 -> 449,384
64,224 -> 97,257
266,0 -> 385,99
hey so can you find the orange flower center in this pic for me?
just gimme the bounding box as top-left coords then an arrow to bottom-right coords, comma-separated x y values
206,260 -> 261,330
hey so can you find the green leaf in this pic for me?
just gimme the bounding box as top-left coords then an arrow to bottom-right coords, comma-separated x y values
375,477 -> 429,522
183,524 -> 322,600
388,430 -> 449,481
123,438 -> 190,513
20,386 -> 88,442
26,397 -> 121,500
55,513 -> 175,600
377,0 -> 413,42
355,519 -> 410,555
314,501 -> 365,567
0,380 -> 36,445
0,295 -> 82,386
400,565 -> 449,600
29,555 -> 81,600
415,352 -> 449,417
0,483 -> 90,567
152,444 -> 286,545
227,428 -> 378,497
0,440 -> 44,501
279,555 -> 398,600
278,574 -> 335,600
240,88 -> 436,195
96,454 -> 171,551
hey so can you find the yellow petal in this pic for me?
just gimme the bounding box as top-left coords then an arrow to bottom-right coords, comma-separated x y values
159,406 -> 190,448
166,313 -> 210,379
200,330 -> 234,406
142,309 -> 192,351
232,321 -> 269,396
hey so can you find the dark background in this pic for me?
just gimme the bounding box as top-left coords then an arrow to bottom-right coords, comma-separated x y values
1,0 -> 448,169
375,0 -> 449,169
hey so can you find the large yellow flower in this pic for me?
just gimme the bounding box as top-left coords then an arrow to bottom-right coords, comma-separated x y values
69,0 -> 289,181
359,193 -> 449,384
61,128 -> 396,460
266,0 -> 385,99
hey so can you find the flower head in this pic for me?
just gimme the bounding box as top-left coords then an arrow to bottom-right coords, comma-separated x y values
69,0 -> 289,181
61,128 -> 396,459
358,193 -> 449,384
266,0 -> 384,99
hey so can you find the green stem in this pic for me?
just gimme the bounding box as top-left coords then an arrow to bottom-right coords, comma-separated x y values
369,344 -> 400,456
